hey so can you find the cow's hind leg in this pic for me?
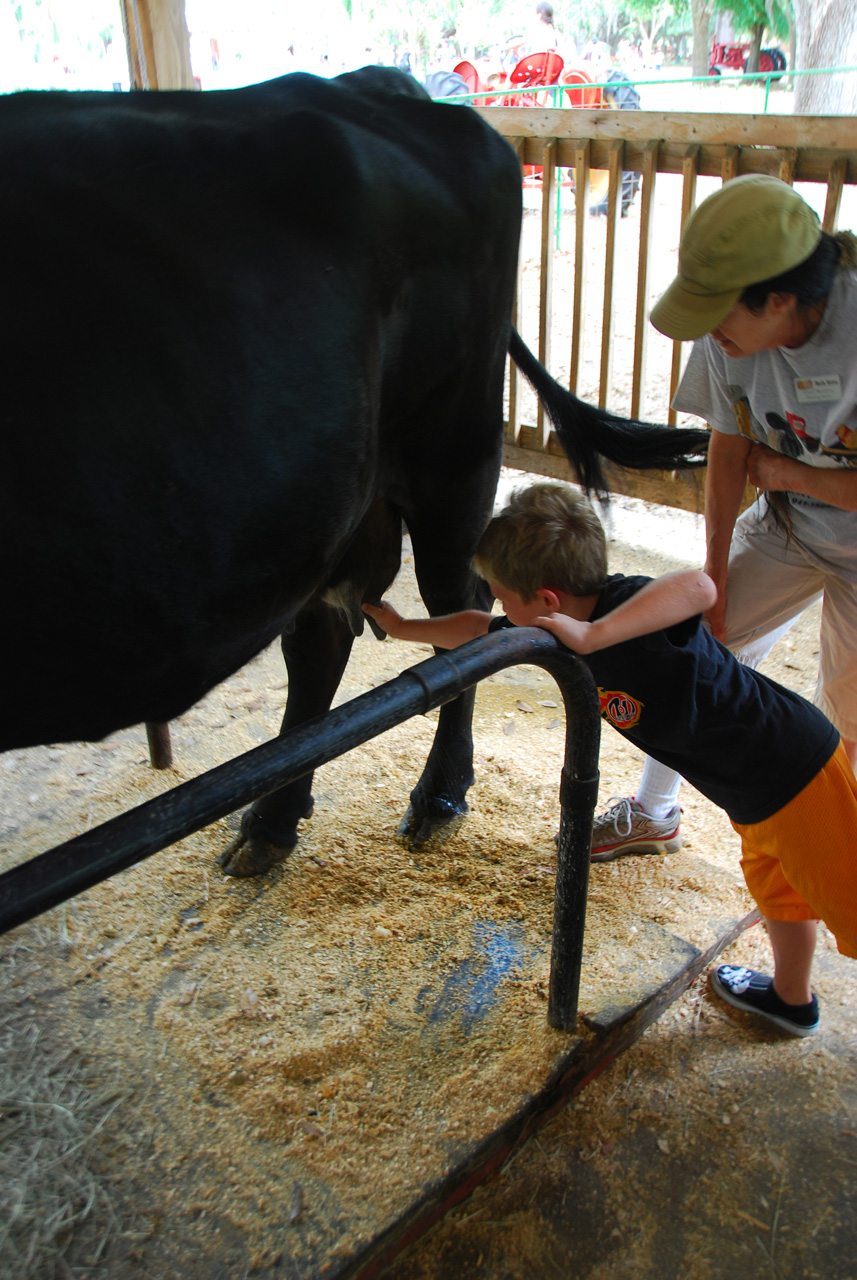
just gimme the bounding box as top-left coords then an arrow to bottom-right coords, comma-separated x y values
398,682 -> 481,846
218,604 -> 355,877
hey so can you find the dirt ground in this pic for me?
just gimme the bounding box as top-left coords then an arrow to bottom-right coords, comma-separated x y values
1,473 -> 854,1280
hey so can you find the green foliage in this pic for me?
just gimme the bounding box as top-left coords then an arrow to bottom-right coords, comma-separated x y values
710,0 -> 791,40
620,0 -> 691,49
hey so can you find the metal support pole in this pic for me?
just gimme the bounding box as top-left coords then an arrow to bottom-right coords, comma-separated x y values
145,721 -> 173,770
0,628 -> 600,1030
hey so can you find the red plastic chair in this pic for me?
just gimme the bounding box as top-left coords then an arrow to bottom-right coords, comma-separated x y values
504,50 -> 564,106
562,67 -> 604,108
453,60 -> 485,98
453,60 -> 504,106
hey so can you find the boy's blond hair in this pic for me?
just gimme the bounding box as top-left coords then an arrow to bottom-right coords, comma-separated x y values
475,483 -> 608,599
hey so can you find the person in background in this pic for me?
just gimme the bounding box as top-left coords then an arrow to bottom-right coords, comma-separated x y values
506,2 -> 559,61
531,2 -> 559,49
364,482 -> 857,1038
590,174 -> 857,864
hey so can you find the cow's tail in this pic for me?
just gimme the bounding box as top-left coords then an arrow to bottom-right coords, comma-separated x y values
508,328 -> 709,497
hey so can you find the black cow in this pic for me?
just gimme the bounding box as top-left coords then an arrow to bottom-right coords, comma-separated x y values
1,68 -> 707,876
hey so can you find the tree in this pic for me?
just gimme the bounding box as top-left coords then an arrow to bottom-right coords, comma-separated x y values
623,0 -> 688,64
792,0 -> 857,112
708,0 -> 789,73
690,0 -> 712,76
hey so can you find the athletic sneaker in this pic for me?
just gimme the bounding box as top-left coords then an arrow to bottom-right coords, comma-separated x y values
710,965 -> 820,1037
590,796 -> 681,862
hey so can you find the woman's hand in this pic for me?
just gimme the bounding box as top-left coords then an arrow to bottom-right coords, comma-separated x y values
747,441 -> 857,511
746,442 -> 798,492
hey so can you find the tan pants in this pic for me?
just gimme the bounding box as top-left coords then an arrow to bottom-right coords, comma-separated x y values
723,497 -> 857,742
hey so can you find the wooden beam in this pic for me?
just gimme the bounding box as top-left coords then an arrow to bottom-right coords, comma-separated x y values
477,111 -> 857,186
476,107 -> 857,153
504,439 -> 707,513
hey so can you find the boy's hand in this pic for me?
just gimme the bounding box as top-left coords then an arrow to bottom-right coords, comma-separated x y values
533,614 -> 595,654
362,601 -> 402,638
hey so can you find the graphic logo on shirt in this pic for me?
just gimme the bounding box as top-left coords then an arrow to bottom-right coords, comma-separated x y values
785,411 -> 819,452
728,387 -> 766,445
730,395 -> 756,440
597,687 -> 643,728
818,423 -> 857,465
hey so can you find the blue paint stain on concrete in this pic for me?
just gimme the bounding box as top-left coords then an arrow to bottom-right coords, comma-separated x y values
416,920 -> 537,1033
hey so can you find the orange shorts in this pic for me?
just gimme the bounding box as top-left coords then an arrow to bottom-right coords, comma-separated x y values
731,741 -> 857,960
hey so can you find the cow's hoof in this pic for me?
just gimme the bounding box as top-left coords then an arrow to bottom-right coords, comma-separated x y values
397,799 -> 469,849
217,812 -> 297,877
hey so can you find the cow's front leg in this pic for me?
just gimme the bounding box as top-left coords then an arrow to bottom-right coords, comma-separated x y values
396,511 -> 495,848
398,684 -> 478,846
218,604 -> 354,877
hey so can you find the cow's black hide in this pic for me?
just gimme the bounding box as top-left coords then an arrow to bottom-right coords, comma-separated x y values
1,68 -> 707,874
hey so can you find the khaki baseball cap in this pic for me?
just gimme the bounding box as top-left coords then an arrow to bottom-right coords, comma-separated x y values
650,174 -> 822,340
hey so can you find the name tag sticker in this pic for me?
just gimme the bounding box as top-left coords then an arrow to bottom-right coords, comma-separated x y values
795,374 -> 842,403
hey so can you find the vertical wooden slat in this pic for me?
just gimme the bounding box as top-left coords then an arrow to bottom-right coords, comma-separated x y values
630,141 -> 659,421
721,146 -> 739,183
506,138 -> 525,446
598,140 -> 623,410
537,139 -> 557,447
778,149 -> 797,185
121,0 -> 193,90
823,156 -> 847,232
569,140 -> 590,397
121,0 -> 157,88
668,145 -> 699,426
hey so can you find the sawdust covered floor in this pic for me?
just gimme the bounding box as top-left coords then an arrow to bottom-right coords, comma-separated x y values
386,931 -> 857,1280
1,478 -> 855,1279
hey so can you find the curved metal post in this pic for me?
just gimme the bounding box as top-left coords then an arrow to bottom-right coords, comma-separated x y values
0,629 -> 600,1029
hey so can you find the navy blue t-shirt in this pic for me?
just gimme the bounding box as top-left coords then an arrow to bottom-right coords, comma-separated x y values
490,573 -> 839,825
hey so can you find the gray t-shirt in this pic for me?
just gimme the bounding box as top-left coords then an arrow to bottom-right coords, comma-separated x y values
674,268 -> 857,509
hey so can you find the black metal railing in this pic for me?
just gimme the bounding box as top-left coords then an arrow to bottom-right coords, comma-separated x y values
0,628 -> 601,1030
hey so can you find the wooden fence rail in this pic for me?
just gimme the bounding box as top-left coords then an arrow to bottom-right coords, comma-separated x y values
475,106 -> 857,511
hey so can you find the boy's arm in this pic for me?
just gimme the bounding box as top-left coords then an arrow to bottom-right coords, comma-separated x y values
535,570 -> 717,655
362,601 -> 493,650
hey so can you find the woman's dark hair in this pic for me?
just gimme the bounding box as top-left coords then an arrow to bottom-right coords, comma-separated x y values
740,231 -> 840,314
536,2 -> 555,24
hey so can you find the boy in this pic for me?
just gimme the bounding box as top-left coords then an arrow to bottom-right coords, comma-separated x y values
364,483 -> 857,1038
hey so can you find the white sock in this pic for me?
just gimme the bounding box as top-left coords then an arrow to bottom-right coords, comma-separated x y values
634,756 -> 682,818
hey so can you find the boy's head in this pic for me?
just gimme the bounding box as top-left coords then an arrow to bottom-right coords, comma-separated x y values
475,483 -> 608,600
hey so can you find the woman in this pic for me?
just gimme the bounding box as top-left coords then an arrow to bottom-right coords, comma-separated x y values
592,173 -> 857,862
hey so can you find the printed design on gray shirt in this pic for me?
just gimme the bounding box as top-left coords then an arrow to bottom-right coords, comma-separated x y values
815,421 -> 857,461
727,382 -> 857,466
